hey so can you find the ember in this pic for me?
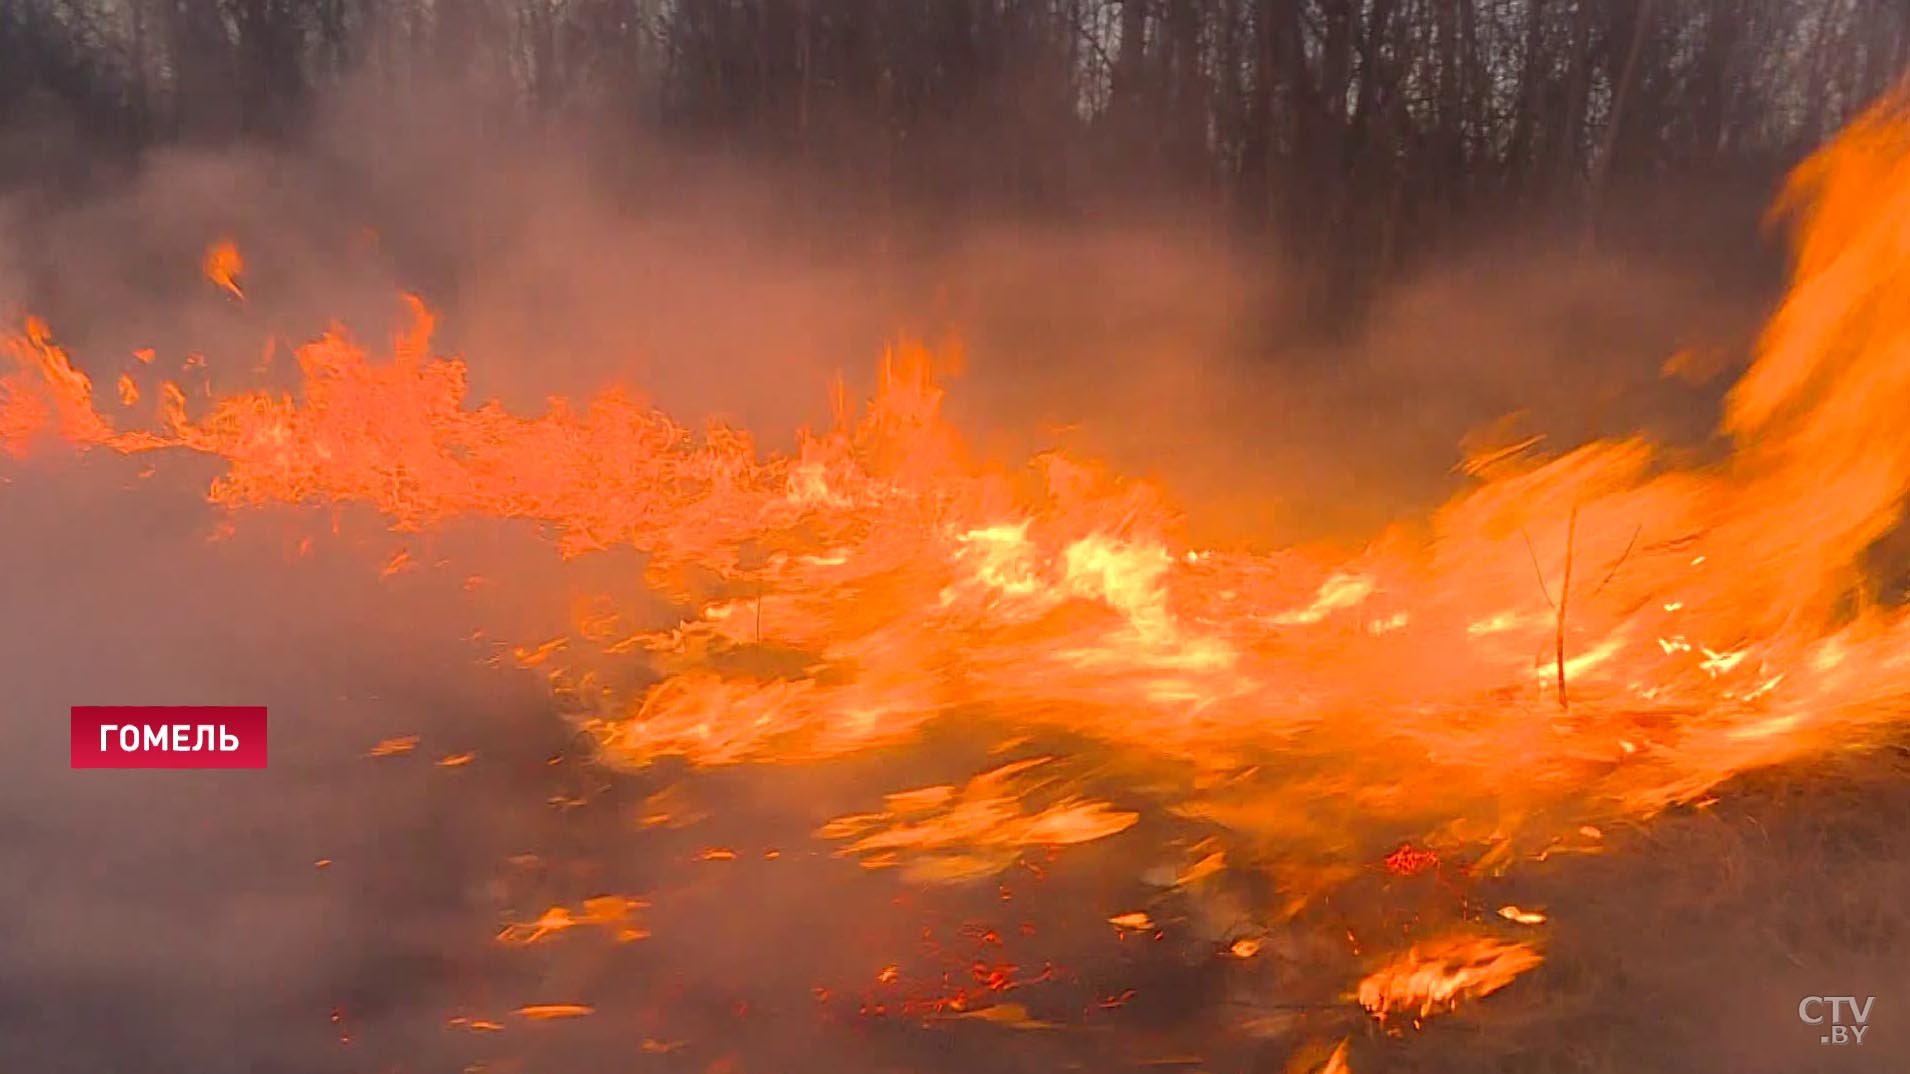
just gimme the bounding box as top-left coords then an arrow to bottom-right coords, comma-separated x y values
1383,844 -> 1440,877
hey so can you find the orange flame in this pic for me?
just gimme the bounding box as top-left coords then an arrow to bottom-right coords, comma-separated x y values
513,1003 -> 594,1020
11,84 -> 1910,1039
496,895 -> 648,945
819,759 -> 1138,883
203,240 -> 244,301
1355,934 -> 1543,1022
9,97 -> 1910,848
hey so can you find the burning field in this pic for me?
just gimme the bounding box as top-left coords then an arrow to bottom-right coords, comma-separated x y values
7,76 -> 1910,1074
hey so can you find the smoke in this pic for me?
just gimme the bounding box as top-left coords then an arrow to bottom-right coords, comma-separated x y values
6,68 -> 1903,1074
3,72 -> 1783,543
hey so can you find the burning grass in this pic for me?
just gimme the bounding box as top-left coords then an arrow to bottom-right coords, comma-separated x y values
9,76 -> 1910,1074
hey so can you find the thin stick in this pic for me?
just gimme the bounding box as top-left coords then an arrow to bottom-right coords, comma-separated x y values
1522,530 -> 1557,609
1590,523 -> 1643,599
1556,504 -> 1580,711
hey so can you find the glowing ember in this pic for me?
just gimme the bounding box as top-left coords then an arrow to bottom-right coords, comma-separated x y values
447,1016 -> 505,1032
364,735 -> 418,757
1497,904 -> 1547,926
1383,844 -> 1440,877
942,1002 -> 1052,1029
513,1004 -> 595,1020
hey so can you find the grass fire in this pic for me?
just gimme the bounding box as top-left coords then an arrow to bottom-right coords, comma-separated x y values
6,5 -> 1910,1073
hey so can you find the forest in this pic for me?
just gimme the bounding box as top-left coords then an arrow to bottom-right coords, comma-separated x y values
4,1 -> 1907,316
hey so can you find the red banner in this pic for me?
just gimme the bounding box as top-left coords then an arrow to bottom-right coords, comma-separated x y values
71,706 -> 268,768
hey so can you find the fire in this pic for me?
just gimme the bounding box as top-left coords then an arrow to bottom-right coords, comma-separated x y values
13,81 -> 1910,1052
495,895 -> 648,945
202,239 -> 245,300
819,759 -> 1138,883
1497,904 -> 1547,926
1355,934 -> 1544,1023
